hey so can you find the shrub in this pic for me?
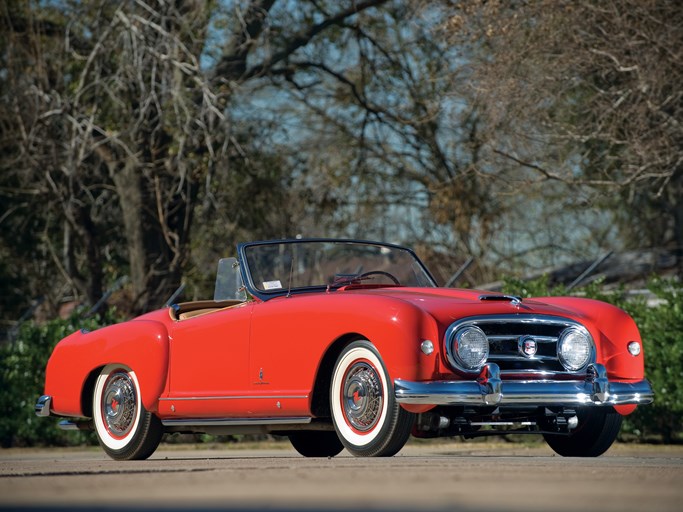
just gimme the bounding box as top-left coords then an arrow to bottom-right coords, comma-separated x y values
2,279 -> 680,446
503,277 -> 683,443
0,310 -> 120,447
621,280 -> 683,442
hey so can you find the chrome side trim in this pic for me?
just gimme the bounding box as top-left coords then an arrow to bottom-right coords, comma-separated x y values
161,417 -> 312,427
159,395 -> 308,401
395,363 -> 654,407
35,395 -> 52,417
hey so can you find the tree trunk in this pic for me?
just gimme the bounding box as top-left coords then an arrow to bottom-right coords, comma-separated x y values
673,172 -> 683,278
110,160 -> 150,312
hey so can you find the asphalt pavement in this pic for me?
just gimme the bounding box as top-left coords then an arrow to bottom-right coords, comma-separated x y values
1,441 -> 682,512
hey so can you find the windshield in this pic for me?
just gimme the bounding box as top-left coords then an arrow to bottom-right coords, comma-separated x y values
241,240 -> 436,297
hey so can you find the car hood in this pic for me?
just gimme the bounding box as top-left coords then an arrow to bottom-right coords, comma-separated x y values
341,287 -> 590,326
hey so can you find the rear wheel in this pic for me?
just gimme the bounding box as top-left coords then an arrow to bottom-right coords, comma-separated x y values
288,431 -> 344,457
93,364 -> 163,460
330,340 -> 415,457
543,407 -> 622,457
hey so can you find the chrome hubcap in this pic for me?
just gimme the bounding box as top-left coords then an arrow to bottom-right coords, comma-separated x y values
102,372 -> 136,437
342,362 -> 383,432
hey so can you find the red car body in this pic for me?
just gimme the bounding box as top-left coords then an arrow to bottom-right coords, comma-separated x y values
36,239 -> 653,460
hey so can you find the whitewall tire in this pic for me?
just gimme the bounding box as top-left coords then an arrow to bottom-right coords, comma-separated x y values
93,364 -> 163,460
330,341 -> 414,457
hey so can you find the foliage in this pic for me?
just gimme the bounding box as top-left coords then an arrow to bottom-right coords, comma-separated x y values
0,310 -> 121,447
503,277 -> 683,443
2,1 -> 681,329
2,278 -> 681,446
1,0 -> 681,446
0,0 -> 399,320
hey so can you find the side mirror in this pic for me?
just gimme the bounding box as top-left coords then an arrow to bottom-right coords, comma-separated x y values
214,258 -> 247,302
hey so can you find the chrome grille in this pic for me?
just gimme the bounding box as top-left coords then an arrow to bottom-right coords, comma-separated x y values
484,329 -> 563,372
445,315 -> 593,375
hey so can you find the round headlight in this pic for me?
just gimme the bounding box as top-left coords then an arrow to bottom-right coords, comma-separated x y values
558,327 -> 593,371
453,326 -> 489,370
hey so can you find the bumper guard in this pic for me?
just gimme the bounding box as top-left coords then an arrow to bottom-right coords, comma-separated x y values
35,395 -> 52,417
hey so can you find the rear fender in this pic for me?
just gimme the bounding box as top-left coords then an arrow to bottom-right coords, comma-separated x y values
44,320 -> 169,417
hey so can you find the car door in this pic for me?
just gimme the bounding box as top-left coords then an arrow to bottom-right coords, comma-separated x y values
165,302 -> 253,418
247,297 -> 322,418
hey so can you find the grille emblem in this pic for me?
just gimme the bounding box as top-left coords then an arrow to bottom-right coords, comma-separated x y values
518,336 -> 537,358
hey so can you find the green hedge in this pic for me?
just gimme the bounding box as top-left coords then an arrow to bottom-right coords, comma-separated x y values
502,277 -> 683,443
2,279 -> 681,446
0,310 -> 120,447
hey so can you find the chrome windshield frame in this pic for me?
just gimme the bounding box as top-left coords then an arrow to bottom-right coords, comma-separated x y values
237,238 -> 438,302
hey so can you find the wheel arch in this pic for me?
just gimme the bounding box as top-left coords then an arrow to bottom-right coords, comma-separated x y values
91,363 -> 164,460
45,320 -> 169,417
310,332 -> 366,418
80,366 -> 104,418
328,338 -> 415,456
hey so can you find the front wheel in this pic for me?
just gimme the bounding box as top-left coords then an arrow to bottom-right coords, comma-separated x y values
330,340 -> 415,457
93,364 -> 163,460
543,407 -> 622,457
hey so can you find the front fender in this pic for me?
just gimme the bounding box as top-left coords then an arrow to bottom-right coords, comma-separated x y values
44,320 -> 169,417
536,297 -> 645,381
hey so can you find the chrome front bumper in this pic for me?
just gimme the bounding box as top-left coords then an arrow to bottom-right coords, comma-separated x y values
394,363 -> 654,407
35,395 -> 52,417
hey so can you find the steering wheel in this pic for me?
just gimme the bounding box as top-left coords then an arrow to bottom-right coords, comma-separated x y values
359,270 -> 401,285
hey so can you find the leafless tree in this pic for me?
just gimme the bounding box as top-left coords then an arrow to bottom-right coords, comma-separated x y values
442,0 -> 683,272
256,2 -> 510,283
1,0 -> 392,316
8,0 -> 673,326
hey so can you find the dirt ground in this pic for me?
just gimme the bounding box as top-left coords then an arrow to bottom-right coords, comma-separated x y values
1,441 -> 682,511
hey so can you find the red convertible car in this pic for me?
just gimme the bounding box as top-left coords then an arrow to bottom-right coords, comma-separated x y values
36,239 -> 653,460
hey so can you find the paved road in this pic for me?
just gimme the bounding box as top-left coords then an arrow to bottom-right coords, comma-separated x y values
1,442 -> 682,511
